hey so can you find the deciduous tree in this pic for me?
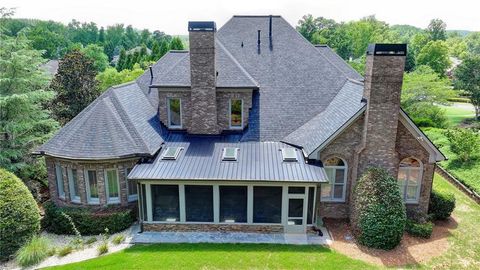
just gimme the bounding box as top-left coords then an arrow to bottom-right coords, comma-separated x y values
454,55 -> 480,118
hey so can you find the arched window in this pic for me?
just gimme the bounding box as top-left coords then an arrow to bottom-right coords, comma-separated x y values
398,157 -> 423,203
321,157 -> 347,202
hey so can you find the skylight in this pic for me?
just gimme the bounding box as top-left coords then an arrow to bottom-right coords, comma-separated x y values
281,148 -> 298,162
161,147 -> 182,160
222,147 -> 239,161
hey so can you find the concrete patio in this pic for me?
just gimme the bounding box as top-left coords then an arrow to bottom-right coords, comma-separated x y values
133,227 -> 332,245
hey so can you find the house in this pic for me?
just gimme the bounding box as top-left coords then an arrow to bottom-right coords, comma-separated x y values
36,16 -> 445,234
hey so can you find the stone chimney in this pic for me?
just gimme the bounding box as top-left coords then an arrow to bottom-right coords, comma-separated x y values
188,21 -> 219,134
358,44 -> 407,176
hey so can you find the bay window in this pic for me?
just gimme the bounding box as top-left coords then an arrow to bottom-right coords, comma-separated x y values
55,164 -> 65,199
85,170 -> 99,204
105,169 -> 120,204
67,168 -> 80,203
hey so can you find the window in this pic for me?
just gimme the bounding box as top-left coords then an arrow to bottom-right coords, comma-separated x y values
67,168 -> 80,203
85,170 -> 99,204
55,164 -> 65,199
253,186 -> 282,223
220,186 -> 247,223
229,99 -> 243,128
398,157 -> 423,203
167,98 -> 182,128
161,147 -> 182,160
185,185 -> 213,222
105,169 -> 120,204
222,147 -> 239,161
281,148 -> 298,162
126,168 -> 137,202
152,185 -> 179,222
321,157 -> 347,202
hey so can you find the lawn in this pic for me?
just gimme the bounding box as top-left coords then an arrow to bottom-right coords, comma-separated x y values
423,127 -> 480,193
44,243 -> 376,270
437,103 -> 476,127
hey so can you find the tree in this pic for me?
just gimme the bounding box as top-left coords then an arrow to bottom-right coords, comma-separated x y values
465,32 -> 480,56
81,44 -> 109,72
50,50 -> 100,125
296,14 -> 318,42
0,34 -> 58,174
150,41 -> 161,61
116,48 -> 127,71
416,40 -> 450,76
97,64 -> 144,91
169,36 -> 184,50
454,55 -> 480,118
98,26 -> 105,44
0,169 -> 41,261
22,21 -> 70,59
427,19 -> 447,41
445,128 -> 479,162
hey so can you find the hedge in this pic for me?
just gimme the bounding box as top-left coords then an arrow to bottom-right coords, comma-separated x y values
429,189 -> 456,220
351,167 -> 406,250
42,201 -> 134,235
0,169 -> 41,261
405,219 -> 433,238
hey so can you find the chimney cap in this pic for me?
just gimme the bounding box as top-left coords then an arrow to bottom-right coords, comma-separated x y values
367,43 -> 407,56
188,21 -> 216,32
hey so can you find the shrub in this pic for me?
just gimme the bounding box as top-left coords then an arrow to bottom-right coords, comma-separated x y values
15,236 -> 51,267
57,246 -> 73,257
112,234 -> 125,245
86,237 -> 97,245
351,167 -> 407,250
412,117 -> 436,128
445,128 -> 479,162
405,220 -> 433,238
42,201 -> 134,235
429,189 -> 456,220
97,242 -> 109,256
0,169 -> 41,261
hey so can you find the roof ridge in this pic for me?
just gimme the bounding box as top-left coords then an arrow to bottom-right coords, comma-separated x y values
216,39 -> 259,88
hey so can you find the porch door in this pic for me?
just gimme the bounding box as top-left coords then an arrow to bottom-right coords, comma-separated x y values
285,197 -> 306,234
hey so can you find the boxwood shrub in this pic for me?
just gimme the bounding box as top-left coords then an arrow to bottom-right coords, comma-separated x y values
428,189 -> 455,220
42,201 -> 134,235
405,219 -> 433,238
351,167 -> 407,250
0,169 -> 41,261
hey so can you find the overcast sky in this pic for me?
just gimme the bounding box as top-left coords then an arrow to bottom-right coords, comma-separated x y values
4,0 -> 479,34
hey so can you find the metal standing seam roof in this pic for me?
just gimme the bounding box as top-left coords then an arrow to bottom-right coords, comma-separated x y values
128,133 -> 328,183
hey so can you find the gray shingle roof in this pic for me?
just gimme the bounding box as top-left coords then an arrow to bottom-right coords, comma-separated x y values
282,80 -> 366,155
315,45 -> 364,81
129,133 -> 328,182
36,82 -> 164,159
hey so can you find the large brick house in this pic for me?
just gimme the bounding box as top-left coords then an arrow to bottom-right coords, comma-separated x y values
36,16 -> 444,234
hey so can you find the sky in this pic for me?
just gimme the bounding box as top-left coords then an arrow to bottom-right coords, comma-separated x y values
4,0 -> 479,35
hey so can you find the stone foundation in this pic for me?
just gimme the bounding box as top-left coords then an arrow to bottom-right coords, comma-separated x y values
143,223 -> 284,233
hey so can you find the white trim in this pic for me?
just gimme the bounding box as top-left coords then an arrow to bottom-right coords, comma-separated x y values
84,170 -> 100,205
104,168 -> 120,204
213,185 -> 220,223
167,97 -> 182,129
146,184 -> 152,222
179,184 -> 186,222
229,98 -> 244,129
247,185 -> 253,223
67,168 -> 80,203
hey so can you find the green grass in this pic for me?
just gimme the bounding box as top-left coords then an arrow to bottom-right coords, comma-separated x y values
423,127 -> 480,193
438,103 -> 476,126
422,175 -> 480,269
45,243 -> 376,270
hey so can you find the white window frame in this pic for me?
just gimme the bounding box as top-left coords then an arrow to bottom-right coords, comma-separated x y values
167,97 -> 182,129
84,170 -> 100,205
55,164 -> 65,199
398,158 -> 423,204
67,168 -> 80,203
229,99 -> 243,129
126,168 -> 138,202
104,169 -> 120,204
320,158 -> 347,202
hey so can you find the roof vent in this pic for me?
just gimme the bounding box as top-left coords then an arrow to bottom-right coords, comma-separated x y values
222,147 -> 239,161
161,147 -> 183,160
281,148 -> 298,162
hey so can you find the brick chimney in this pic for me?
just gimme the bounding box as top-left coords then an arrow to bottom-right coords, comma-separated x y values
358,44 -> 407,176
187,21 -> 219,134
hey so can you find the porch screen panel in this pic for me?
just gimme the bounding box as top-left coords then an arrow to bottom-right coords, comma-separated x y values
307,187 -> 315,224
152,185 -> 179,222
185,185 -> 213,222
220,186 -> 247,223
253,186 -> 282,223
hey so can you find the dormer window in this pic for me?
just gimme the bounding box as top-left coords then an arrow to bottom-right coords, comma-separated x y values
229,99 -> 243,129
162,147 -> 182,160
222,147 -> 239,161
281,148 -> 298,162
167,98 -> 182,128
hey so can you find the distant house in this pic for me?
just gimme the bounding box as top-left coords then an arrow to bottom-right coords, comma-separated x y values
41,59 -> 59,76
36,16 -> 444,235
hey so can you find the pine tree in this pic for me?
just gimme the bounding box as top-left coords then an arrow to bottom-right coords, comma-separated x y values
159,40 -> 170,57
170,36 -> 184,50
151,41 -> 161,61
116,48 -> 126,71
98,27 -> 105,44
50,50 -> 100,125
